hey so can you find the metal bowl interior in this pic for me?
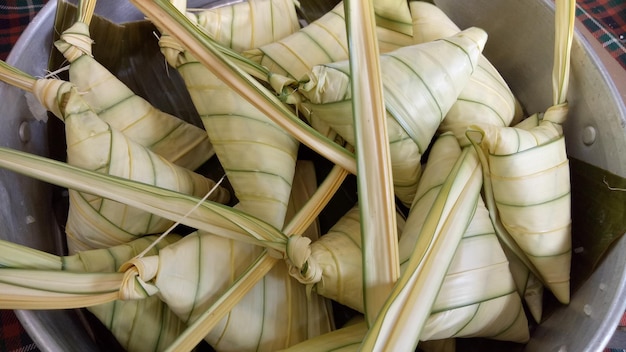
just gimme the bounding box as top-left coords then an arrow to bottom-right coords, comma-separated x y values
1,0 -> 625,351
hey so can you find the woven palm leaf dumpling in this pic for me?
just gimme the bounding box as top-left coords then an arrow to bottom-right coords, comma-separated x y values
0,0 -> 579,350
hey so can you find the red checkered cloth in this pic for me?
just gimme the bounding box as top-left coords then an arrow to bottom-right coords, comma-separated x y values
0,0 -> 50,60
577,0 -> 626,70
0,310 -> 39,352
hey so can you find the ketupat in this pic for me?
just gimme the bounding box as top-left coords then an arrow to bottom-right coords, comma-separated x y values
501,114 -> 547,323
162,161 -> 350,352
0,235 -> 186,351
298,27 -> 486,205
306,134 -> 528,345
408,153 -> 528,344
409,1 -> 524,145
0,144 -> 340,351
0,62 -> 230,252
159,0 -> 328,228
141,0 -> 359,175
162,161 -> 334,352
54,0 -> 214,171
360,142 -> 483,351
308,205 -> 406,313
158,2 -> 335,349
398,134 -> 527,343
0,158 -> 330,350
466,0 -> 575,304
277,134 -> 523,351
237,0 -> 413,163
0,131 -> 520,350
35,77 -> 230,251
123,231 -> 332,351
0,231 -> 332,351
468,111 -> 572,304
160,46 -> 300,228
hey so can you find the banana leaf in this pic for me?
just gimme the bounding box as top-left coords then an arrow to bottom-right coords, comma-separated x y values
569,158 -> 626,290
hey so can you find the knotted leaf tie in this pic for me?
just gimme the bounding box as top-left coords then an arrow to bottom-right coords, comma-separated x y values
158,33 -> 188,65
543,102 -> 569,125
55,22 -> 94,62
119,257 -> 160,300
285,235 -> 323,285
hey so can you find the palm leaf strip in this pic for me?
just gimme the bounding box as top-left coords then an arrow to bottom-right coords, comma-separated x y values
344,0 -> 399,326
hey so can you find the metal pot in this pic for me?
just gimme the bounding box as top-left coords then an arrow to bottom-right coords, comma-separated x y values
1,0 -> 625,350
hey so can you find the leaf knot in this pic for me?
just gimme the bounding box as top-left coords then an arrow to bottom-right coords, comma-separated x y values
118,256 -> 160,300
54,22 -> 94,62
285,235 -> 322,285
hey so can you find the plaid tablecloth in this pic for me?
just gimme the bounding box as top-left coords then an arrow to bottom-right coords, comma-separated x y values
0,310 -> 39,352
0,0 -> 49,61
0,0 -> 625,351
577,0 -> 626,69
